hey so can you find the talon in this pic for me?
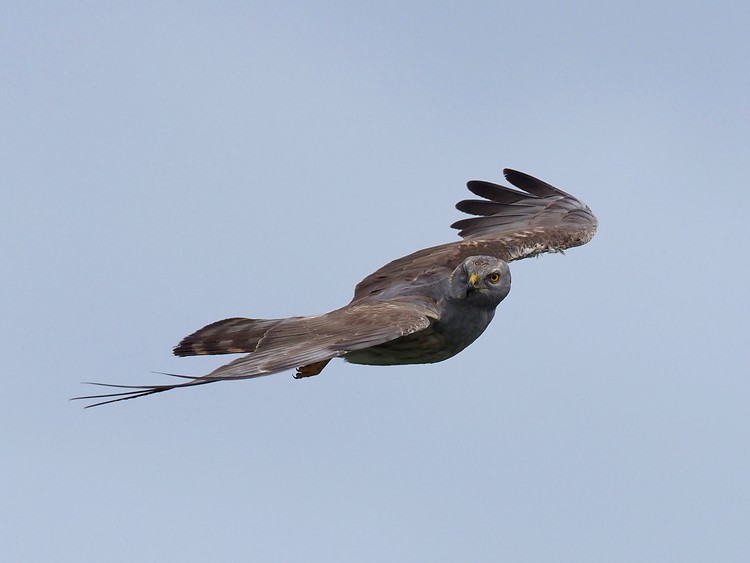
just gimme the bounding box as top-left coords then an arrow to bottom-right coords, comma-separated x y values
294,359 -> 331,379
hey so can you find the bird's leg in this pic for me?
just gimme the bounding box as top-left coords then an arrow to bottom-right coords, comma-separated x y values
294,359 -> 331,379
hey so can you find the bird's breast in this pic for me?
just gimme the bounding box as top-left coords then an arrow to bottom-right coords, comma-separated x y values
344,306 -> 495,367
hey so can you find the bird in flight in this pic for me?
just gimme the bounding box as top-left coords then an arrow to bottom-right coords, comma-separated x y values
75,168 -> 597,407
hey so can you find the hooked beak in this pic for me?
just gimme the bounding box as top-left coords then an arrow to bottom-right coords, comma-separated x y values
468,273 -> 479,288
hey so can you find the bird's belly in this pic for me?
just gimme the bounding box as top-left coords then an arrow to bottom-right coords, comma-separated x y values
344,319 -> 489,366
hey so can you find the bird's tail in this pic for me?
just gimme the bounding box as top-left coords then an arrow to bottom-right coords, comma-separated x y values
173,314 -> 339,378
173,316 -> 295,356
73,314 -> 335,408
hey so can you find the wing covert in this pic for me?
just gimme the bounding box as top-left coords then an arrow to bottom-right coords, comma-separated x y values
353,169 -> 597,300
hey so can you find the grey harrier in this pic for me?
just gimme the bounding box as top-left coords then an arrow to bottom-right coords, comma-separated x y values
75,169 -> 597,407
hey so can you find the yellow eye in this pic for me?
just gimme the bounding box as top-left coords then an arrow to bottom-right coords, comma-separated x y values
487,272 -> 501,283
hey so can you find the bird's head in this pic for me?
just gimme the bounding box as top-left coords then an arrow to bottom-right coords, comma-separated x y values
448,256 -> 511,306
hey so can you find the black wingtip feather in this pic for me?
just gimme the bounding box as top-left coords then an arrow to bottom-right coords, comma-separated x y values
503,168 -> 573,198
465,180 -> 530,205
72,374 -> 215,408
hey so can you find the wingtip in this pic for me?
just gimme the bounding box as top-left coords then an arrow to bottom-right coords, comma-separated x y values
502,168 -> 536,190
502,168 -> 528,183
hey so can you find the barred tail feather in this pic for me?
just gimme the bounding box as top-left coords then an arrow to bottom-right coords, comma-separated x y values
173,316 -> 297,356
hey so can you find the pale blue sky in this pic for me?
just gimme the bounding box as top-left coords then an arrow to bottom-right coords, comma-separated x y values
3,2 -> 749,562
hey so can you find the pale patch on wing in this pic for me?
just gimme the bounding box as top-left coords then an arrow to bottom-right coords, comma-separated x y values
353,169 -> 596,300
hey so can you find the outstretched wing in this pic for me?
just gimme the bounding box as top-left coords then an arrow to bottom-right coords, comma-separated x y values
72,299 -> 438,407
199,299 -> 438,380
353,169 -> 597,300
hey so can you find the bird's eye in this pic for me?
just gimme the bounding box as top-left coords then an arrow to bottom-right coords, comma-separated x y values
487,272 -> 501,283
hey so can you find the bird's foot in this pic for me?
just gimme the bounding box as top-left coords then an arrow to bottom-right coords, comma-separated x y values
294,359 -> 331,379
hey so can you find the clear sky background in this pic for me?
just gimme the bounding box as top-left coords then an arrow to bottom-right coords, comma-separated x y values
3,2 -> 749,562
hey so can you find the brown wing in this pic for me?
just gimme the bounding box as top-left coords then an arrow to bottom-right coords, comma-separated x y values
72,299 -> 439,407
353,169 -> 597,301
200,299 -> 437,379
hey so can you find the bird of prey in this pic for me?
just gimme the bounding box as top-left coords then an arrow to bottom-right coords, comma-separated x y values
75,168 -> 597,407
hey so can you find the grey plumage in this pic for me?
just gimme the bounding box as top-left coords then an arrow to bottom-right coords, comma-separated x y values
74,168 -> 597,407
